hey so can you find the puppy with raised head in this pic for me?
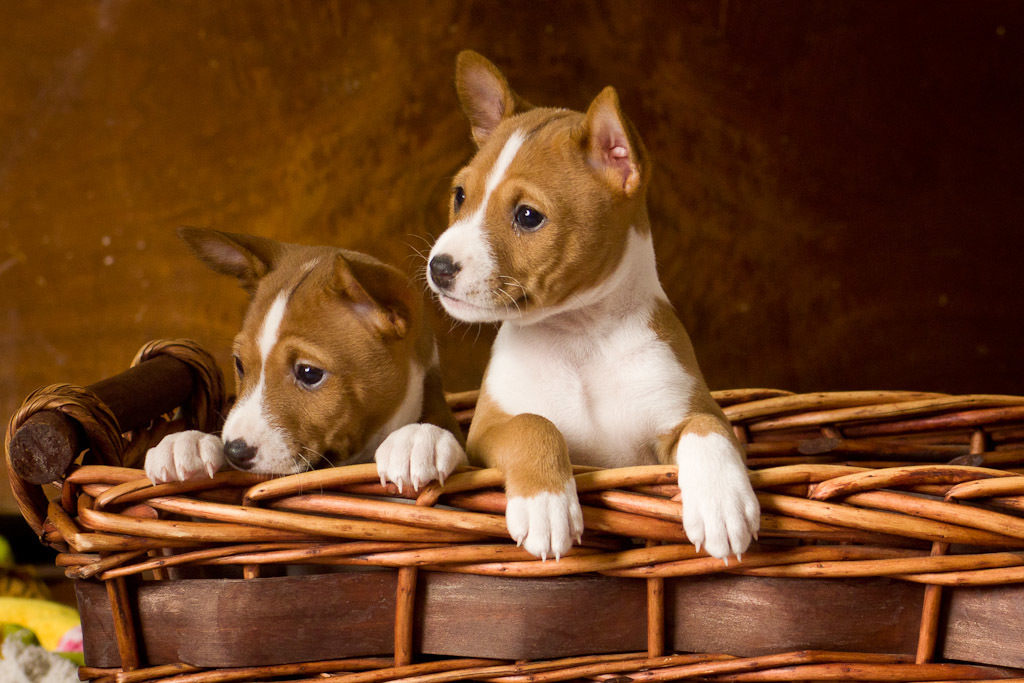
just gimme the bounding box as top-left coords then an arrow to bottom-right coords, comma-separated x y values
145,228 -> 465,489
427,51 -> 760,560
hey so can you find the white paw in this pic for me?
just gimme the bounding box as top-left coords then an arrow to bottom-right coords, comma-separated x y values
506,480 -> 584,561
374,423 -> 466,493
144,430 -> 226,484
677,432 -> 760,561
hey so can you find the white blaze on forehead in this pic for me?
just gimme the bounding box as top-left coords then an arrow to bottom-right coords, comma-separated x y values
429,129 -> 527,319
222,292 -> 294,473
258,293 -> 289,362
484,129 -> 525,197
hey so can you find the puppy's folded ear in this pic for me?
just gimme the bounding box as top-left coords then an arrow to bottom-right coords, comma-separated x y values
456,50 -> 532,147
580,87 -> 647,197
178,227 -> 283,293
331,254 -> 412,340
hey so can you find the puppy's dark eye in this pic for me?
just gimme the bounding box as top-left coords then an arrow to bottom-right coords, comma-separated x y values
453,186 -> 466,213
513,205 -> 546,231
294,363 -> 327,389
233,355 -> 244,378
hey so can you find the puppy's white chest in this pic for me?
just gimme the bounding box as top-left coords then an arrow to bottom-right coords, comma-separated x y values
485,318 -> 694,467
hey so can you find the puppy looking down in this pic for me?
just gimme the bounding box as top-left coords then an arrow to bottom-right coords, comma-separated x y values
146,228 -> 465,489
427,51 -> 760,560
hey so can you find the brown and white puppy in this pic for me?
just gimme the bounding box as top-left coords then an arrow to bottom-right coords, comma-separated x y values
426,51 -> 760,560
145,228 -> 465,489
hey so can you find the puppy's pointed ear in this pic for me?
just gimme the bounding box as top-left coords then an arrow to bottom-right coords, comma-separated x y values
331,254 -> 411,339
456,50 -> 531,146
580,87 -> 646,196
178,227 -> 283,293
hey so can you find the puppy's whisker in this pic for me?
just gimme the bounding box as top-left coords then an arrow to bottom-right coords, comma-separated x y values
498,274 -> 527,293
495,287 -> 523,323
401,241 -> 430,263
300,446 -> 333,469
294,449 -> 322,496
299,446 -> 332,495
403,232 -> 436,251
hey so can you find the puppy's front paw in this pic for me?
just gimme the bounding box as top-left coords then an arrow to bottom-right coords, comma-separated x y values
144,430 -> 226,484
677,432 -> 760,561
506,480 -> 584,561
375,423 -> 466,493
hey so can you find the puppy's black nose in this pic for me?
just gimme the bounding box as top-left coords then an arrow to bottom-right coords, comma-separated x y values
223,439 -> 257,468
429,254 -> 461,290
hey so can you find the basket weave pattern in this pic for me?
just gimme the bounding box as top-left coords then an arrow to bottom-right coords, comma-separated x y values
6,340 -> 1024,682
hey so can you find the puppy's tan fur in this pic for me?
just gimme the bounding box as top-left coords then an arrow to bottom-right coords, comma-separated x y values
427,52 -> 759,560
145,228 -> 463,484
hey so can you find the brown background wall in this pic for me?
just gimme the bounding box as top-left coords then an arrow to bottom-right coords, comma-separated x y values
2,1 -> 1022,513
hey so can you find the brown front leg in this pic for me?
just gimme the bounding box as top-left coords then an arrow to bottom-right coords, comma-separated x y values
468,390 -> 583,559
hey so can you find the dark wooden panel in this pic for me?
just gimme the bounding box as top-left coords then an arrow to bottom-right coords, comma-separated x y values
417,572 -> 645,659
942,585 -> 1024,668
77,571 -> 398,668
668,575 -> 923,656
77,570 -> 1024,670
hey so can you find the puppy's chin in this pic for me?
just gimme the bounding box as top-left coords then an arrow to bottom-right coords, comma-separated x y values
437,292 -> 519,324
228,458 -> 308,476
241,448 -> 359,474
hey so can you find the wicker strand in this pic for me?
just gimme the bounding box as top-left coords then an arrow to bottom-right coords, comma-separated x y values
645,539 -> 665,657
9,345 -> 1024,680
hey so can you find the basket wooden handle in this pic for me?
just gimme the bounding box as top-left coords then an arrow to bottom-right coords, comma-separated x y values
8,354 -> 196,484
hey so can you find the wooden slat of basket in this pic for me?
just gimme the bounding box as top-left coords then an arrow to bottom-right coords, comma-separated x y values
946,476 -> 1024,500
839,490 -> 1024,540
92,657 -> 403,683
743,396 -> 1024,433
671,575 -> 926,660
756,492 -> 1020,546
808,465 -> 1017,500
317,653 -> 675,683
77,572 -> 400,668
436,488 -> 690,543
603,545 -> 919,579
723,391 -> 950,423
75,499 -> 349,545
241,463 -> 385,503
709,388 -> 795,406
92,543 -> 349,580
735,551 -> 1024,579
712,662 -> 1015,681
87,495 -> 487,543
843,406 -> 1024,438
485,653 -> 736,683
946,585 -> 1024,669
47,500 -> 213,553
266,493 -> 509,536
80,572 -> 1020,669
90,471 -> 267,510
593,653 -> 919,683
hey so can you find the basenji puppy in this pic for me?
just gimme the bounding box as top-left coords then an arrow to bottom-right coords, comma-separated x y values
145,228 -> 465,490
426,51 -> 760,560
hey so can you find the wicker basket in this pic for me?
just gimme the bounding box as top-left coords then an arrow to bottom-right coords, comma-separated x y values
6,339 -> 1024,683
